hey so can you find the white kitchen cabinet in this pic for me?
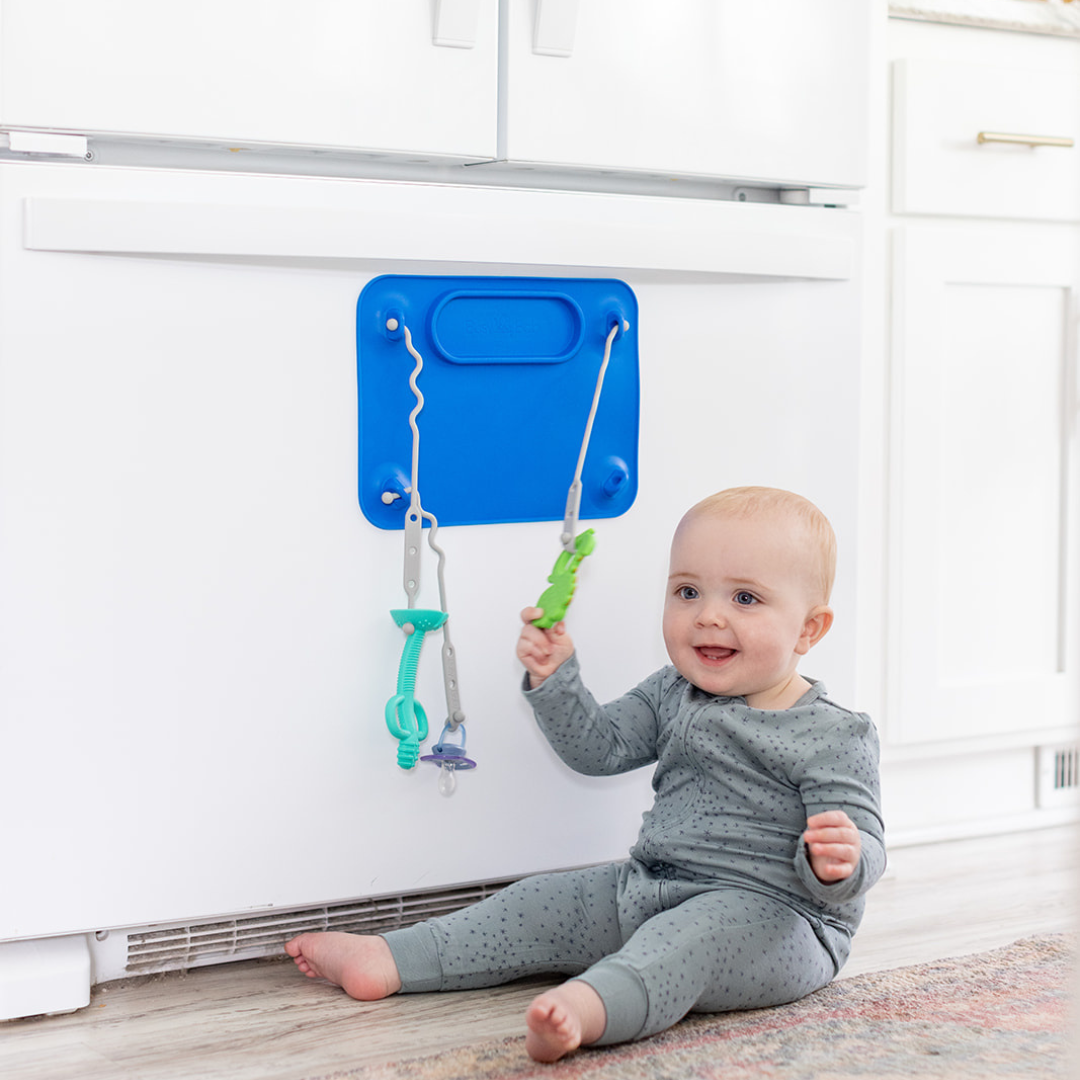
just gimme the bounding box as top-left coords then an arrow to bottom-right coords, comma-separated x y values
0,0 -> 500,160
883,19 -> 1080,758
0,1 -> 870,189
873,18 -> 1080,840
889,225 -> 1075,746
499,0 -> 870,188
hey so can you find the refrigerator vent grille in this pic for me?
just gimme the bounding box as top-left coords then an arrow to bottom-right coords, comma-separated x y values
125,878 -> 517,974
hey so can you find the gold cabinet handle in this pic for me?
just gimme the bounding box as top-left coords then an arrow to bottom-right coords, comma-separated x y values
977,131 -> 1075,149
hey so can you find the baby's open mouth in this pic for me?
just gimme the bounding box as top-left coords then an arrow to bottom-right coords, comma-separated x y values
695,646 -> 736,662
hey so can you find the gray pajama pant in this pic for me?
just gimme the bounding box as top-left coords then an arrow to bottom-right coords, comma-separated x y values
381,859 -> 842,1045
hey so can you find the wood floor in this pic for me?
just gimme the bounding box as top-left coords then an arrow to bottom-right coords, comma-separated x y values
2,825 -> 1076,1080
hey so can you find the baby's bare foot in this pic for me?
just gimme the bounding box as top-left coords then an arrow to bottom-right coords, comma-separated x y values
284,932 -> 402,1001
525,982 -> 607,1063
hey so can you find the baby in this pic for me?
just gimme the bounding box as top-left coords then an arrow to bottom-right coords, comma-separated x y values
286,486 -> 885,1062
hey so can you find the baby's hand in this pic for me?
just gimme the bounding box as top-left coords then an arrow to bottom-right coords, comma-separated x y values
803,810 -> 861,883
517,607 -> 575,689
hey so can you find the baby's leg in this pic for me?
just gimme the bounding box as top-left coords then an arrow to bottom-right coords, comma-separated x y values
285,932 -> 402,1001
288,863 -> 624,1061
383,864 -> 624,994
579,889 -> 836,1046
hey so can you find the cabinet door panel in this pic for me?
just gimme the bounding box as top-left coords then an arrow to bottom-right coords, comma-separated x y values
891,227 -> 1074,745
502,0 -> 868,187
0,0 -> 498,159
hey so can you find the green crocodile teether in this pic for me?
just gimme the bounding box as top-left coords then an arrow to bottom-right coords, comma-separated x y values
532,529 -> 596,629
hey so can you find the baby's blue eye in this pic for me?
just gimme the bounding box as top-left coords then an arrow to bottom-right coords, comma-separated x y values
678,585 -> 699,600
735,591 -> 757,606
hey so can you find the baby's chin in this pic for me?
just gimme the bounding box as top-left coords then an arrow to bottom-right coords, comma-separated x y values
671,658 -> 805,707
672,662 -> 747,698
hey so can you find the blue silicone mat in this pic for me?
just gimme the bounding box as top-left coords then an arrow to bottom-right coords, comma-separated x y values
357,276 -> 639,530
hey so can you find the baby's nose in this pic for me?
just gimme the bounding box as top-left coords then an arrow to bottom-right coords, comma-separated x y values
695,603 -> 727,628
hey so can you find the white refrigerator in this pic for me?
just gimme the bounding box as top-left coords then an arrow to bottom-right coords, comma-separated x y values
0,0 -> 869,1019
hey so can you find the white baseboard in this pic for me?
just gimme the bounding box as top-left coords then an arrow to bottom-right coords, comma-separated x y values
886,806 -> 1080,849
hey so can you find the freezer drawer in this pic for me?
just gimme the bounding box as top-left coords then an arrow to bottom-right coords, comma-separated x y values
0,162 -> 862,943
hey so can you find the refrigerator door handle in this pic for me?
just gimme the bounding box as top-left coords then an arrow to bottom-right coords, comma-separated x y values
534,0 -> 579,57
433,0 -> 482,49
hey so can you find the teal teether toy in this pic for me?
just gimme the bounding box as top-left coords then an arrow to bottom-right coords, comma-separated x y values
386,608 -> 449,769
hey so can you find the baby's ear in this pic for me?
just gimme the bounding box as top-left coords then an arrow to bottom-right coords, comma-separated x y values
795,605 -> 833,655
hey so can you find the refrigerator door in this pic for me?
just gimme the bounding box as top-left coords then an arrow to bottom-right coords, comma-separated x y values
500,0 -> 870,187
0,162 -> 861,941
0,1 -> 498,160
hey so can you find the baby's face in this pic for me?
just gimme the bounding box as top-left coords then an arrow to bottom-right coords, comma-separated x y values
662,511 -> 824,706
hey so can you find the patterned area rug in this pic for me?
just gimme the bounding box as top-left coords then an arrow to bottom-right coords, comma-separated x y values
320,934 -> 1073,1080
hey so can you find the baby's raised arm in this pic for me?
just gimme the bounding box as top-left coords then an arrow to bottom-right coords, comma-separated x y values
517,607 -> 575,689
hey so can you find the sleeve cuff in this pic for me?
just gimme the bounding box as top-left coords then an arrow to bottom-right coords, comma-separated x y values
794,835 -> 873,904
521,651 -> 580,699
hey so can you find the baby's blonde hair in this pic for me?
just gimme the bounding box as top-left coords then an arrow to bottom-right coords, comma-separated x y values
684,486 -> 837,604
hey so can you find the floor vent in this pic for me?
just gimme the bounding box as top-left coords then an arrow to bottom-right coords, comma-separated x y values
125,877 -> 518,975
1037,744 -> 1080,810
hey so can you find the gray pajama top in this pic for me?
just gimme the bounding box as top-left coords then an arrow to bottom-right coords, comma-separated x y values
524,653 -> 886,939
